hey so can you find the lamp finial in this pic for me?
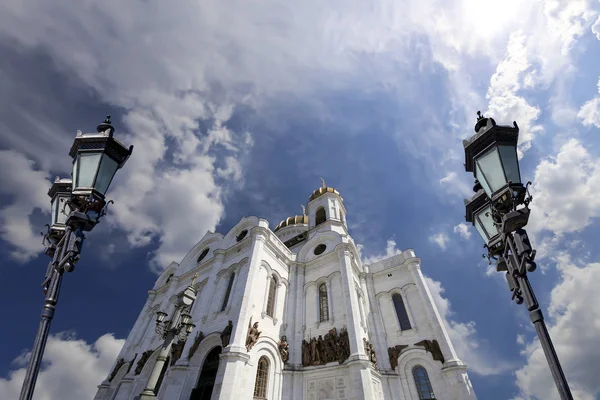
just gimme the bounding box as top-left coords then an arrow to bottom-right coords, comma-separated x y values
191,272 -> 198,286
477,111 -> 484,121
320,177 -> 326,188
301,205 -> 306,216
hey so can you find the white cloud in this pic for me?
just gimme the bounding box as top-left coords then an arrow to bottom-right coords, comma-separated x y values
514,254 -> 600,400
0,150 -> 50,262
0,332 -> 124,400
593,15 -> 600,40
440,172 -> 473,199
516,334 -> 526,346
429,232 -> 449,250
453,223 -> 472,240
424,276 -> 515,376
485,31 -> 542,157
527,139 -> 600,259
577,78 -> 600,128
578,98 -> 600,127
361,239 -> 403,265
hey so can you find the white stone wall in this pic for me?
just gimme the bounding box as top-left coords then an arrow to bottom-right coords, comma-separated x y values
94,202 -> 476,400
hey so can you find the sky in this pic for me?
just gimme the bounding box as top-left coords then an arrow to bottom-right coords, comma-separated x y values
0,0 -> 599,399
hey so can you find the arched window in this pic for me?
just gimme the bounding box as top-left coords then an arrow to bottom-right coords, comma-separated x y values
319,283 -> 329,322
315,207 -> 326,225
221,273 -> 235,312
413,366 -> 435,399
266,276 -> 277,317
166,273 -> 174,284
253,356 -> 269,399
392,293 -> 412,331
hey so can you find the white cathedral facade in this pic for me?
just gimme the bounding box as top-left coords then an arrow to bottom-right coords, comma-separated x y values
94,184 -> 477,400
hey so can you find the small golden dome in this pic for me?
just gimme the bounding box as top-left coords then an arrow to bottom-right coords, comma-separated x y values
309,186 -> 342,202
274,215 -> 309,232
308,177 -> 343,202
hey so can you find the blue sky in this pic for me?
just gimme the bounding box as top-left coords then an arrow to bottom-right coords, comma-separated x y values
0,0 -> 600,399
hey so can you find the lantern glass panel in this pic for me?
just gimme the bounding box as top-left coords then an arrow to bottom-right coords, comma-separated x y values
476,147 -> 506,197
51,196 -> 58,225
94,154 -> 119,195
498,145 -> 521,184
71,160 -> 78,191
76,153 -> 102,188
55,196 -> 70,225
475,204 -> 499,242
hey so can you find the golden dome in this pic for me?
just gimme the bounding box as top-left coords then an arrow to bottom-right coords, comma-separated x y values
274,215 -> 309,232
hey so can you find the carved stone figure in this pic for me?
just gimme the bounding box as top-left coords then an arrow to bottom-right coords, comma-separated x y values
278,336 -> 289,362
135,350 -> 153,375
221,320 -> 233,347
170,339 -> 186,366
388,345 -> 409,370
188,331 -> 205,359
414,339 -> 445,364
363,338 -> 377,367
108,358 -> 125,382
246,319 -> 261,351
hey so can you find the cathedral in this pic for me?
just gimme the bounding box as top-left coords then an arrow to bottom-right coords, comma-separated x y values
94,183 -> 477,400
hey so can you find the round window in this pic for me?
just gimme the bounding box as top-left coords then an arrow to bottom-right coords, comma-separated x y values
236,230 -> 248,242
197,248 -> 209,263
314,244 -> 327,255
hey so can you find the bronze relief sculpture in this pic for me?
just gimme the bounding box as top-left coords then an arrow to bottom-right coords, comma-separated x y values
221,320 -> 233,347
135,350 -> 153,375
170,339 -> 186,366
301,327 -> 351,366
278,336 -> 290,362
363,338 -> 377,367
387,345 -> 409,370
246,319 -> 261,351
414,339 -> 444,364
188,331 -> 205,359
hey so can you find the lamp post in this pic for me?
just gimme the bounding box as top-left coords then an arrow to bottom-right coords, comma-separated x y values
463,112 -> 573,400
19,116 -> 133,400
139,274 -> 198,400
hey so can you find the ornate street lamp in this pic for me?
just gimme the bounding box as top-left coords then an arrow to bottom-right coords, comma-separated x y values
140,274 -> 199,400
462,112 -> 572,400
48,177 -> 72,242
19,116 -> 133,400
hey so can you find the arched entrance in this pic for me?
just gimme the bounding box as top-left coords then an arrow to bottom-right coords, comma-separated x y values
190,346 -> 222,400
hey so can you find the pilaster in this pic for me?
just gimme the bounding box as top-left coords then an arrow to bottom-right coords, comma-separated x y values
408,262 -> 462,367
337,246 -> 368,360
211,232 -> 267,399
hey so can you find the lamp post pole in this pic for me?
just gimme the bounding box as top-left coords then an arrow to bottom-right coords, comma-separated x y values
463,112 -> 572,400
19,116 -> 133,400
